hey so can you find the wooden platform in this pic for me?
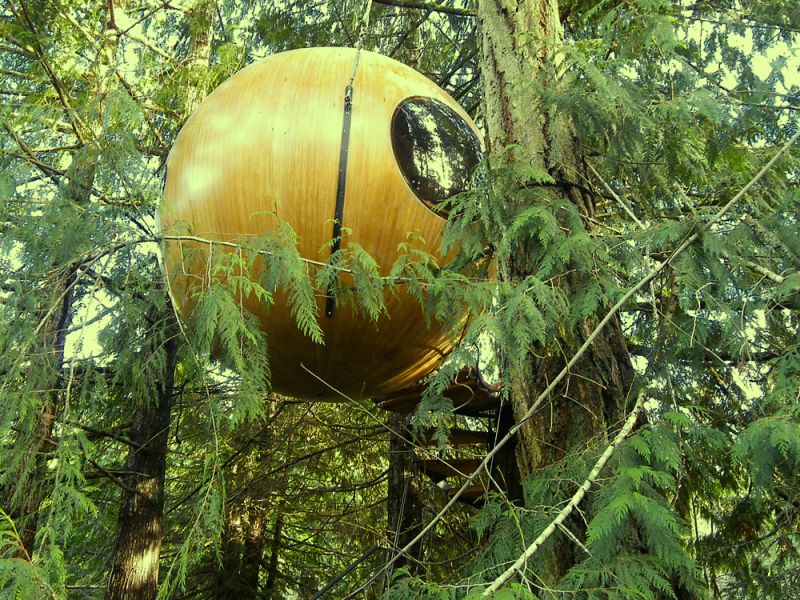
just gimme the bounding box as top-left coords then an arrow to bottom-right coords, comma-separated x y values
444,483 -> 501,505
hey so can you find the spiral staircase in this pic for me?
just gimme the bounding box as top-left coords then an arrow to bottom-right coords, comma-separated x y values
375,367 -> 521,506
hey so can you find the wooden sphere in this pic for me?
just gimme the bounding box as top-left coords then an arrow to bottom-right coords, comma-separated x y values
160,47 -> 482,400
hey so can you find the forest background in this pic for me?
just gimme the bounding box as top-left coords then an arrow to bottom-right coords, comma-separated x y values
1,0 -> 799,598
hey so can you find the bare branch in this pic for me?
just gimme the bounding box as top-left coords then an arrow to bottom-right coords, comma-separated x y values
373,0 -> 475,18
8,0 -> 89,142
483,393 -> 645,594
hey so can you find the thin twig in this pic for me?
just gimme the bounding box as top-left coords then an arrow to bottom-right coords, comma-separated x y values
586,162 -> 644,228
162,234 -> 344,271
9,0 -> 89,142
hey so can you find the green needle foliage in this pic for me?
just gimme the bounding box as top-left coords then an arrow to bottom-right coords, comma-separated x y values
0,0 -> 799,599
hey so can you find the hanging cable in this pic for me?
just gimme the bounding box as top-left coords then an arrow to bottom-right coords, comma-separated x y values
326,0 -> 374,318
348,0 -> 373,80
356,0 -> 374,47
312,544 -> 381,599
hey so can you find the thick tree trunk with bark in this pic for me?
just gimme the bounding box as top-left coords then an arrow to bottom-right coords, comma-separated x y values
262,508 -> 284,599
105,334 -> 179,600
491,402 -> 524,502
104,3 -> 214,597
477,0 -> 635,583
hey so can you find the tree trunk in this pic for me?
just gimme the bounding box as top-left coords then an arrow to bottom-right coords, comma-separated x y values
214,500 -> 270,598
491,402 -> 524,503
1,0 -> 128,559
216,516 -> 245,597
386,413 -> 424,578
477,0 -> 635,583
262,508 -> 284,599
5,269 -> 74,555
2,100 -> 97,561
241,512 -> 266,594
104,334 -> 178,600
104,3 -> 214,597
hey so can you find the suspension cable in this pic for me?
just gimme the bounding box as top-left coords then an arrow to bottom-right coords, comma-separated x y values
326,0 -> 374,318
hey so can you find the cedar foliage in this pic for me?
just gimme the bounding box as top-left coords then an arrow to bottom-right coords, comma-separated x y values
0,0 -> 798,599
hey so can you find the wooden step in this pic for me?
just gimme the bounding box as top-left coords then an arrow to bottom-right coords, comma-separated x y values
418,428 -> 490,447
375,367 -> 501,415
451,393 -> 502,417
417,458 -> 483,482
445,484 -> 491,504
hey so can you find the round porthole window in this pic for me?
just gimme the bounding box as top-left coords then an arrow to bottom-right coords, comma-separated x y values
391,97 -> 483,216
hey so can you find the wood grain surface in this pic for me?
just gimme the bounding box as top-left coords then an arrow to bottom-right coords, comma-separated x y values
160,47 -> 478,400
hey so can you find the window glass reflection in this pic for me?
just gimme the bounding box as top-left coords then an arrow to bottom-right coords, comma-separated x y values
391,97 -> 482,215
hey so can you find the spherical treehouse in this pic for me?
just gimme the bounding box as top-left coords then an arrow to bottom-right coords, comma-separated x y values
159,47 -> 482,400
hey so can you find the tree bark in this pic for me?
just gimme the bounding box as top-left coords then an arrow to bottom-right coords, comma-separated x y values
490,402 -> 524,502
213,499 -> 270,598
477,0 -> 635,583
5,269 -> 75,555
216,517 -> 245,597
105,334 -> 179,600
104,2 -> 215,597
386,413 -> 424,577
262,508 -> 284,599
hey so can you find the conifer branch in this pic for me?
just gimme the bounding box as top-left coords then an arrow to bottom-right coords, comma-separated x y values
8,0 -> 89,143
627,343 -> 780,364
117,0 -> 176,36
84,458 -> 141,495
65,420 -> 142,450
113,70 -> 170,150
482,394 -> 645,594
161,235 -> 345,272
586,162 -> 644,228
3,122 -> 65,186
737,257 -> 788,284
364,128 -> 800,590
479,126 -> 800,593
54,5 -> 102,49
372,0 -> 476,18
0,508 -> 31,561
0,41 -> 35,58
